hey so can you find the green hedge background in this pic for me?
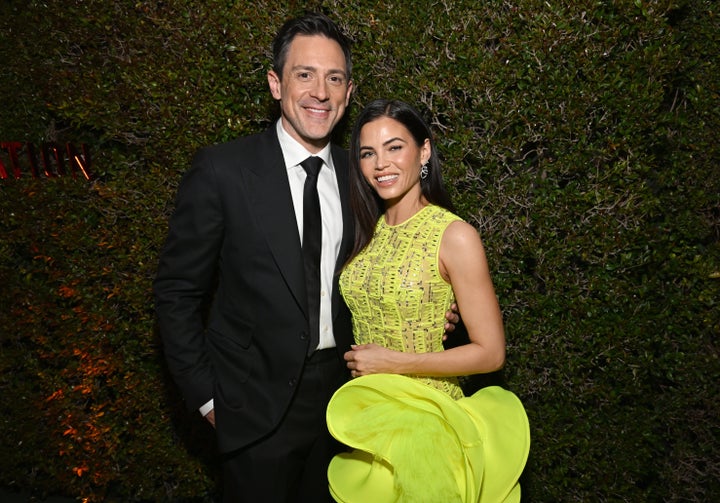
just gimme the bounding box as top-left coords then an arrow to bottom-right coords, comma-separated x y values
1,0 -> 718,501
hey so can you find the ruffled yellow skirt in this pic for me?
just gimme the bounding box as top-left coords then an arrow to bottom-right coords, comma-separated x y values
326,374 -> 530,503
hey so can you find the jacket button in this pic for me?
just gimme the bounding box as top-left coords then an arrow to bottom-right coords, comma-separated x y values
299,331 -> 309,341
288,378 -> 296,387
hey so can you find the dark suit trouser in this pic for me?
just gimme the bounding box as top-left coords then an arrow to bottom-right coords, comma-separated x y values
222,349 -> 348,503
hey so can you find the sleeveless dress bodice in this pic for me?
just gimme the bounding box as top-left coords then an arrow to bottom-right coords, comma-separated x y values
339,204 -> 463,399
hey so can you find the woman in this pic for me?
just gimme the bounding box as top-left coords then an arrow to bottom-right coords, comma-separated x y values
326,99 -> 530,502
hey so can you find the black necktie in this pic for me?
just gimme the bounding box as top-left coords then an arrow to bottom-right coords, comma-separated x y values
300,156 -> 323,354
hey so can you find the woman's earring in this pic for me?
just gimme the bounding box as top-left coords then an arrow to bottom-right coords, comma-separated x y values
420,162 -> 429,180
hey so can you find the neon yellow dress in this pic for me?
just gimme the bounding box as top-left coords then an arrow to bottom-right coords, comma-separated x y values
327,205 -> 530,503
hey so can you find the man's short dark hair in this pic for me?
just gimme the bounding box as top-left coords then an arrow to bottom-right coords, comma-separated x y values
272,12 -> 352,80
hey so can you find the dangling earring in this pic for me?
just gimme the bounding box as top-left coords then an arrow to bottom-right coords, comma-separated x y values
420,162 -> 429,180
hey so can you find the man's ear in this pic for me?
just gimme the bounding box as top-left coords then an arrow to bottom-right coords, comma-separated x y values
344,80 -> 354,106
268,70 -> 282,100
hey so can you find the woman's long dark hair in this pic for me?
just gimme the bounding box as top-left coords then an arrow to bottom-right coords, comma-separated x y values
346,99 -> 455,262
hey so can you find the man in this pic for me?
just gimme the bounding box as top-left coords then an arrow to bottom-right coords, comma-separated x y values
154,12 -> 457,502
154,13 -> 354,502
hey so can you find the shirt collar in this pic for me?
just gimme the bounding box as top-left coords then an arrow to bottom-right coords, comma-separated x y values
276,120 -> 333,171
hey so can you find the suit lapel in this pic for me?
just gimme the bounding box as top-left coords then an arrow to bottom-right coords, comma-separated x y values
245,129 -> 307,316
331,143 -> 353,319
332,144 -> 353,270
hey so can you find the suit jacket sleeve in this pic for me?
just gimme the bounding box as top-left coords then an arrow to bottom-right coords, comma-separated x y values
154,146 -> 222,411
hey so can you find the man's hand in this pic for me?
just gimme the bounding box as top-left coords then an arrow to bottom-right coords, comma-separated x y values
443,302 -> 461,341
205,409 -> 216,428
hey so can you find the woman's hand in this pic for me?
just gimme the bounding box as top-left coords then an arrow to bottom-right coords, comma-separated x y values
344,343 -> 399,377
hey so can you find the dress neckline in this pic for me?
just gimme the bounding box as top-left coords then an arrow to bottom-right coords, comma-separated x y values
381,204 -> 433,229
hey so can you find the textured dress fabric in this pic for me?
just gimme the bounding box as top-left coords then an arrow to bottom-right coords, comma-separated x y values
327,205 -> 530,502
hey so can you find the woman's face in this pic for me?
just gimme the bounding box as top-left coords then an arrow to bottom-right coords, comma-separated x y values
358,117 -> 430,204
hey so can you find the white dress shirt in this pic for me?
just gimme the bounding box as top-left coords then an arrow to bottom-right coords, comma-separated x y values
276,120 -> 343,351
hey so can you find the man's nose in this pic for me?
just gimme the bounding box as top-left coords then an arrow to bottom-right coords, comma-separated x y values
310,78 -> 329,101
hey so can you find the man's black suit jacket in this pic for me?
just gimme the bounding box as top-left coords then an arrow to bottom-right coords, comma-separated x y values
154,126 -> 354,453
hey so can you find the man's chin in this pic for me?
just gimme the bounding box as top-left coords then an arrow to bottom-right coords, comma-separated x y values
299,128 -> 334,148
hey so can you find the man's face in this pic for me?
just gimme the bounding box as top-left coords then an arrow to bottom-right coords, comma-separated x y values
268,34 -> 353,153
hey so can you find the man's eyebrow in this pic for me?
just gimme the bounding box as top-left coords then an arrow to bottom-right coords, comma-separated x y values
290,65 -> 347,77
